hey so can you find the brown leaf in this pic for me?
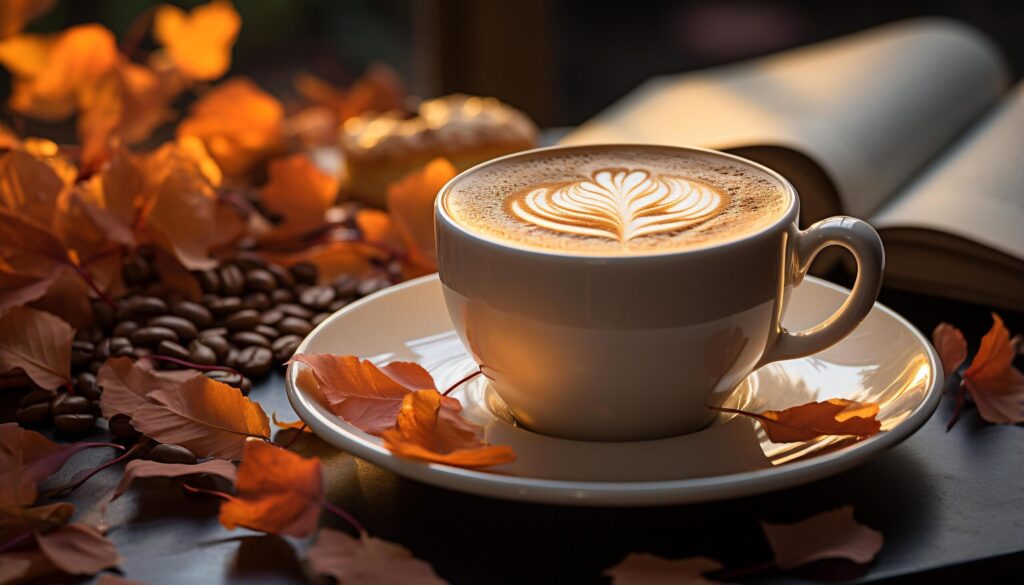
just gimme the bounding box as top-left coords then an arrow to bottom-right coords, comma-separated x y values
715,399 -> 881,443
386,157 -> 454,271
0,423 -> 115,507
932,323 -> 967,377
258,240 -> 386,283
962,313 -> 1024,424
259,154 -> 339,241
290,354 -> 433,434
97,356 -> 195,419
96,573 -> 150,585
381,389 -> 516,468
0,501 -> 73,541
35,522 -> 122,575
219,440 -> 322,538
761,506 -> 883,569
113,458 -> 237,500
0,306 -> 73,390
0,149 -> 67,226
0,207 -> 83,316
604,554 -> 726,585
154,0 -> 240,81
0,0 -> 55,39
307,527 -> 447,585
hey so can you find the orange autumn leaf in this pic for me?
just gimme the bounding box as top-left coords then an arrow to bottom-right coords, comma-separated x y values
381,389 -> 515,468
258,240 -> 385,283
178,77 -> 283,175
295,65 -> 407,122
386,157 -> 454,270
932,323 -> 967,377
33,522 -> 122,576
307,527 -> 447,585
259,153 -> 339,241
961,313 -> 1024,424
0,306 -> 73,390
0,0 -> 55,39
714,399 -> 881,443
112,458 -> 237,500
604,554 -> 724,585
97,356 -> 195,419
355,208 -> 405,252
0,149 -> 69,226
219,440 -> 322,538
153,0 -> 240,81
761,506 -> 884,569
271,412 -> 310,432
0,423 -> 115,507
0,207 -> 84,316
290,354 -> 433,434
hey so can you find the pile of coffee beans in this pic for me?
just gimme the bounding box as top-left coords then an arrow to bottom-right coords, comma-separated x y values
15,246 -> 395,438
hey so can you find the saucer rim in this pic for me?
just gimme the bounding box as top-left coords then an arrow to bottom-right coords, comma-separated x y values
286,273 -> 943,507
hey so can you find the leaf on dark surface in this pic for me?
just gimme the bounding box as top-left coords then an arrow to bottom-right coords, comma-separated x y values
0,305 -> 73,390
604,554 -> 727,585
761,506 -> 883,569
0,423 -> 115,507
932,322 -> 967,377
34,522 -> 122,575
97,356 -> 197,419
112,458 -> 237,500
307,527 -> 447,585
960,313 -> 1024,424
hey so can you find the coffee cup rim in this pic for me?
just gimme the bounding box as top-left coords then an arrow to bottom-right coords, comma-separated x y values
435,143 -> 800,260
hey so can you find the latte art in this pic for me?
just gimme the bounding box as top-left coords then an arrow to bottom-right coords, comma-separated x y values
509,169 -> 723,243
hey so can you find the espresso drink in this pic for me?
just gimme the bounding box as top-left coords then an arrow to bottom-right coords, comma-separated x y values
442,147 -> 791,254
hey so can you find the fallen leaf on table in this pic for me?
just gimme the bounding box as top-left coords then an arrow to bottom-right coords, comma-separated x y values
307,527 -> 447,585
0,501 -> 74,540
112,458 -> 238,500
960,313 -> 1024,424
386,157 -> 454,271
271,412 -> 310,432
97,356 -> 197,419
34,522 -> 122,575
258,153 -> 339,241
713,399 -> 881,443
0,423 -> 116,507
932,323 -> 967,377
381,389 -> 515,468
290,354 -> 433,434
604,554 -> 726,585
218,440 -> 322,538
0,306 -> 73,390
96,573 -> 150,585
153,0 -> 240,82
0,0 -> 55,39
761,505 -> 883,569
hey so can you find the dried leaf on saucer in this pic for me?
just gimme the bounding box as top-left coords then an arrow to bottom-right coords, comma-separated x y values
307,527 -> 447,585
713,399 -> 881,443
604,554 -> 726,585
0,306 -> 73,390
761,505 -> 883,569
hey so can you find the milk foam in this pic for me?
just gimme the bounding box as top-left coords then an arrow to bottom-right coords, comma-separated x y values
442,147 -> 791,254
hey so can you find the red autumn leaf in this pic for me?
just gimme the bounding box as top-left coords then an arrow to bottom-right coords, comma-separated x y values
0,306 -> 73,390
97,356 -> 193,419
177,77 -> 283,175
112,458 -> 237,500
96,574 -> 150,585
258,153 -> 339,241
218,440 -> 322,538
714,399 -> 882,443
0,423 -> 116,507
932,323 -> 967,377
0,0 -> 55,39
34,522 -> 122,575
381,389 -> 516,468
153,0 -> 240,82
761,506 -> 883,569
961,313 -> 1024,424
290,354 -> 434,434
386,157 -> 454,271
604,554 -> 725,585
307,527 -> 447,585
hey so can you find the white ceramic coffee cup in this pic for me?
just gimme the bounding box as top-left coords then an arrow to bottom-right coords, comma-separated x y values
435,144 -> 884,441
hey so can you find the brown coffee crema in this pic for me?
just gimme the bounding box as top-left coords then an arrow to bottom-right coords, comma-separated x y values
442,147 -> 791,255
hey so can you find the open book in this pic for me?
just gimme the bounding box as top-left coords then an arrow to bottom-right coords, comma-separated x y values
561,18 -> 1024,310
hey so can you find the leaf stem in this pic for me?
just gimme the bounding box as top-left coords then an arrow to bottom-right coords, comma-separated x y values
442,369 -> 482,397
182,484 -> 243,503
946,380 -> 967,432
0,531 -> 34,554
143,355 -> 243,378
280,425 -> 308,450
318,498 -> 366,535
69,262 -> 119,311
45,443 -> 133,498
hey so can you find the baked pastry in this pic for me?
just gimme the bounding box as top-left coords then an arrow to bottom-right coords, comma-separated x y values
341,94 -> 537,206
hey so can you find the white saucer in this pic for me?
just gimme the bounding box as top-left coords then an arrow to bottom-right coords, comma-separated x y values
286,274 -> 941,506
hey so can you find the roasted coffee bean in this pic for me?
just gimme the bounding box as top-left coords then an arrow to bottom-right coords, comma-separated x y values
205,370 -> 253,395
187,340 -> 218,366
276,316 -> 312,337
147,315 -> 198,340
199,326 -> 229,338
75,372 -> 100,400
270,288 -> 294,304
156,340 -> 190,360
170,300 -> 214,329
51,393 -> 92,416
254,324 -> 279,341
196,269 -> 222,294
233,252 -> 266,270
224,309 -> 260,331
112,320 -> 140,338
76,323 -> 104,344
277,303 -> 314,320
108,413 -> 140,441
327,298 -> 349,312
72,341 -> 95,368
110,336 -> 132,352
113,344 -> 135,357
93,338 -> 113,362
88,361 -> 103,374
332,275 -> 359,298
131,326 -> 178,346
207,296 -> 243,318
133,347 -> 153,359
311,312 -> 331,327
241,292 -> 271,311
272,334 -> 302,363
236,346 -> 273,379
219,264 -> 246,296
122,256 -> 153,285
90,400 -> 102,417
357,275 -> 391,296
244,269 -> 276,293
92,301 -> 117,331
266,263 -> 294,289
299,285 -> 335,310
16,390 -> 52,425
231,331 -> 270,349
121,296 -> 168,320
150,444 -> 197,465
54,413 -> 95,435
290,261 -> 318,284
258,308 -> 284,327
197,334 -> 229,361
224,347 -> 239,369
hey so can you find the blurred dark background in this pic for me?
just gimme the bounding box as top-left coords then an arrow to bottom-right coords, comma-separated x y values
5,0 -> 1024,127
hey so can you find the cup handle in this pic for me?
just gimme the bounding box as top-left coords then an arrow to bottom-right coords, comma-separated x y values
759,216 -> 885,365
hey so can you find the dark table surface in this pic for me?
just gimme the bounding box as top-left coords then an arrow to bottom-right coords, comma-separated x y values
16,273 -> 1022,585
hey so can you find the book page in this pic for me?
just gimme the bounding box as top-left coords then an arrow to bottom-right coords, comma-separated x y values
873,82 -> 1024,261
562,18 -> 1008,218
